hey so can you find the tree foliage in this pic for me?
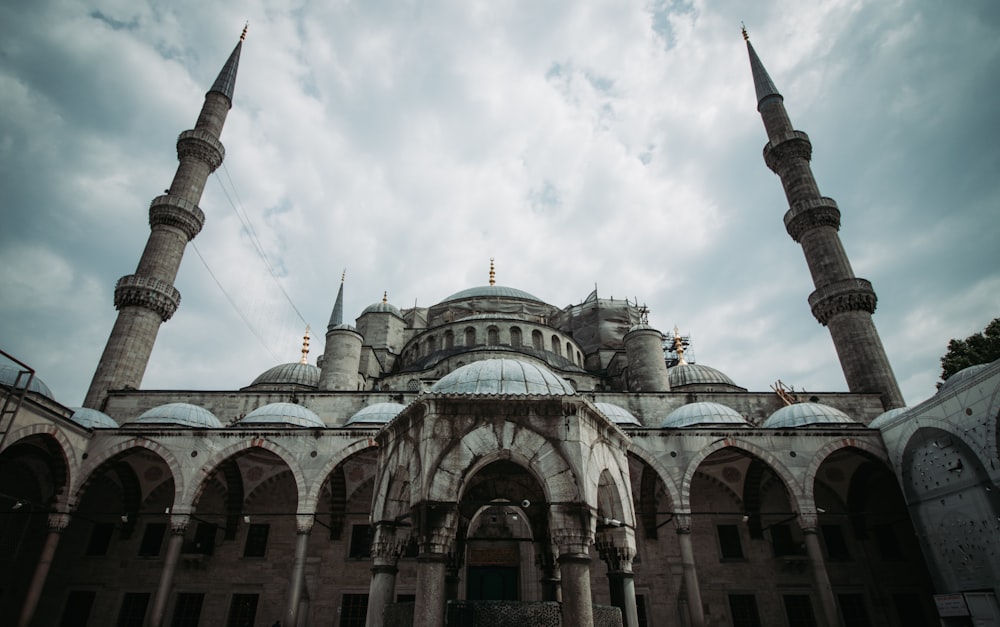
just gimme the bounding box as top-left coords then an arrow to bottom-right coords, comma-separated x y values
940,317 -> 1000,382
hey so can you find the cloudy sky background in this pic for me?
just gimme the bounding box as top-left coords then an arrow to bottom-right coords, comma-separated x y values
1,0 -> 998,408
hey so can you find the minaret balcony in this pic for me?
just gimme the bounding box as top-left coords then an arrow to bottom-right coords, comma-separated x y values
176,128 -> 225,171
808,278 -> 877,326
783,197 -> 841,242
149,195 -> 206,241
114,274 -> 181,321
763,130 -> 812,173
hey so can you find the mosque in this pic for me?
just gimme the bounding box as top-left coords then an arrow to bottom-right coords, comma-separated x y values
1,26 -> 998,627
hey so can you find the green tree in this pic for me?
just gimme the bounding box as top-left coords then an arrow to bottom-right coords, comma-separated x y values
940,317 -> 1000,382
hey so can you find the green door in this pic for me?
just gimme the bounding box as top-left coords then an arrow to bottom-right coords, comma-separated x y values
466,566 -> 519,600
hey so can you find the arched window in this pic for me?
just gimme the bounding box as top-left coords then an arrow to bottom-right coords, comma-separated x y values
551,335 -> 561,357
577,350 -> 582,366
510,327 -> 522,348
465,327 -> 476,347
566,342 -> 572,358
426,335 -> 436,354
487,326 -> 499,346
532,330 -> 543,350
444,330 -> 454,350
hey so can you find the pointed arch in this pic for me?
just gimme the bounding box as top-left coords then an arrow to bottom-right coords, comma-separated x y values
0,425 -> 77,503
680,438 -> 802,513
303,438 -> 385,515
802,438 -> 891,503
73,438 -> 184,509
183,438 -> 304,511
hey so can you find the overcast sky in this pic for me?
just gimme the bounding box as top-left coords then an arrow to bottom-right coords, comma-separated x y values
1,0 -> 998,409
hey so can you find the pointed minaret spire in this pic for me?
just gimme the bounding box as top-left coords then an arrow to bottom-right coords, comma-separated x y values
327,271 -> 346,330
745,33 -> 904,410
84,30 -> 246,409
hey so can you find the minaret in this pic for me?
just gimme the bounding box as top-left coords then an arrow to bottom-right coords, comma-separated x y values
84,28 -> 246,409
744,29 -> 904,409
319,273 -> 363,391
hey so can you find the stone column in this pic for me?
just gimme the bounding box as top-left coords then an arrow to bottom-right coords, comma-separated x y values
149,513 -> 191,627
596,527 -> 638,627
17,512 -> 70,627
535,545 -> 562,602
412,504 -> 457,627
558,550 -> 593,627
365,523 -> 407,627
284,515 -> 314,627
675,515 -> 705,627
800,512 -> 840,627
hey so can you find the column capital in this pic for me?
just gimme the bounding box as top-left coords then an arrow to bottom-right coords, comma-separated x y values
295,514 -> 315,534
413,502 -> 458,555
169,513 -> 191,535
47,512 -> 71,531
673,513 -> 693,532
797,511 -> 820,531
595,527 -> 636,573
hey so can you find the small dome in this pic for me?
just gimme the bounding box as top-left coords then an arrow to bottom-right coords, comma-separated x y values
329,323 -> 359,333
594,402 -> 641,426
240,403 -> 324,428
134,403 -> 222,428
868,406 -> 911,429
626,324 -> 659,334
361,301 -> 402,316
71,407 -> 118,429
345,402 -> 406,427
763,403 -> 857,428
439,285 -> 544,304
0,364 -> 55,399
938,363 -> 992,394
249,363 -> 320,388
430,358 -> 575,396
668,363 -> 739,389
661,402 -> 750,428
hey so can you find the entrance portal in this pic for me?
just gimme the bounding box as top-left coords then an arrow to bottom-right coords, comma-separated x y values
466,566 -> 519,600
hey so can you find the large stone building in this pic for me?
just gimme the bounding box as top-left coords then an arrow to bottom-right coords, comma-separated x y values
1,28 -> 998,627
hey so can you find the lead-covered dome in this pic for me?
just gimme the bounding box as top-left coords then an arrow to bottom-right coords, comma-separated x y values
361,301 -> 403,316
134,403 -> 222,428
344,402 -> 406,427
594,402 -> 642,426
0,364 -> 55,399
763,403 -> 857,428
439,285 -> 544,304
938,363 -> 991,394
868,406 -> 910,429
247,363 -> 320,389
667,363 -> 742,391
661,402 -> 750,428
239,403 -> 325,428
430,358 -> 575,395
71,407 -> 119,429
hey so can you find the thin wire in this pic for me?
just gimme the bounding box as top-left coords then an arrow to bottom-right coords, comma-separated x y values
215,164 -> 309,326
190,241 -> 281,363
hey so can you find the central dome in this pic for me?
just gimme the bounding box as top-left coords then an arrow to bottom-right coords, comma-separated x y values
430,358 -> 575,395
439,285 -> 544,304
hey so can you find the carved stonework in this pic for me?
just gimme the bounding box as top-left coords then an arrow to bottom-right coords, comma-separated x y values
784,197 -> 841,242
148,195 -> 206,241
170,514 -> 191,535
114,274 -> 181,321
47,512 -> 72,532
763,130 -> 812,173
808,278 -> 877,326
176,129 -> 225,172
595,529 -> 636,573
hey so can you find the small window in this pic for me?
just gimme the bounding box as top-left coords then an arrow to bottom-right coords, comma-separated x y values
510,327 -> 522,347
782,594 -> 817,627
551,335 -> 561,356
226,593 -> 259,627
532,330 -> 543,350
426,336 -> 436,353
464,328 -> 476,347
243,524 -> 270,558
566,341 -> 572,358
340,593 -> 369,627
837,594 -> 871,627
117,592 -> 151,627
444,331 -> 454,350
717,524 -> 744,560
349,524 -> 372,558
487,326 -> 499,346
171,593 -> 204,627
86,522 -> 115,556
770,523 -> 802,557
138,523 -> 167,557
821,524 -> 850,561
60,590 -> 96,627
728,594 -> 762,627
873,524 -> 902,560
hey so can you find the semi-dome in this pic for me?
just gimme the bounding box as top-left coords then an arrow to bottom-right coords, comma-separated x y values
439,285 -> 544,304
240,403 -> 324,428
868,406 -> 911,429
134,403 -> 222,428
0,364 -> 55,399
661,402 -> 750,428
430,358 -> 575,395
361,301 -> 402,316
248,363 -> 320,388
594,402 -> 642,426
344,402 -> 406,427
71,407 -> 119,429
668,363 -> 740,389
763,402 -> 857,428
938,363 -> 992,394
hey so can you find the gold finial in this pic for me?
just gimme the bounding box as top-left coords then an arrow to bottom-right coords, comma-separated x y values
673,326 -> 688,366
488,258 -> 496,286
299,325 -> 311,364
241,22 -> 249,42
382,291 -> 388,304
741,22 -> 749,41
